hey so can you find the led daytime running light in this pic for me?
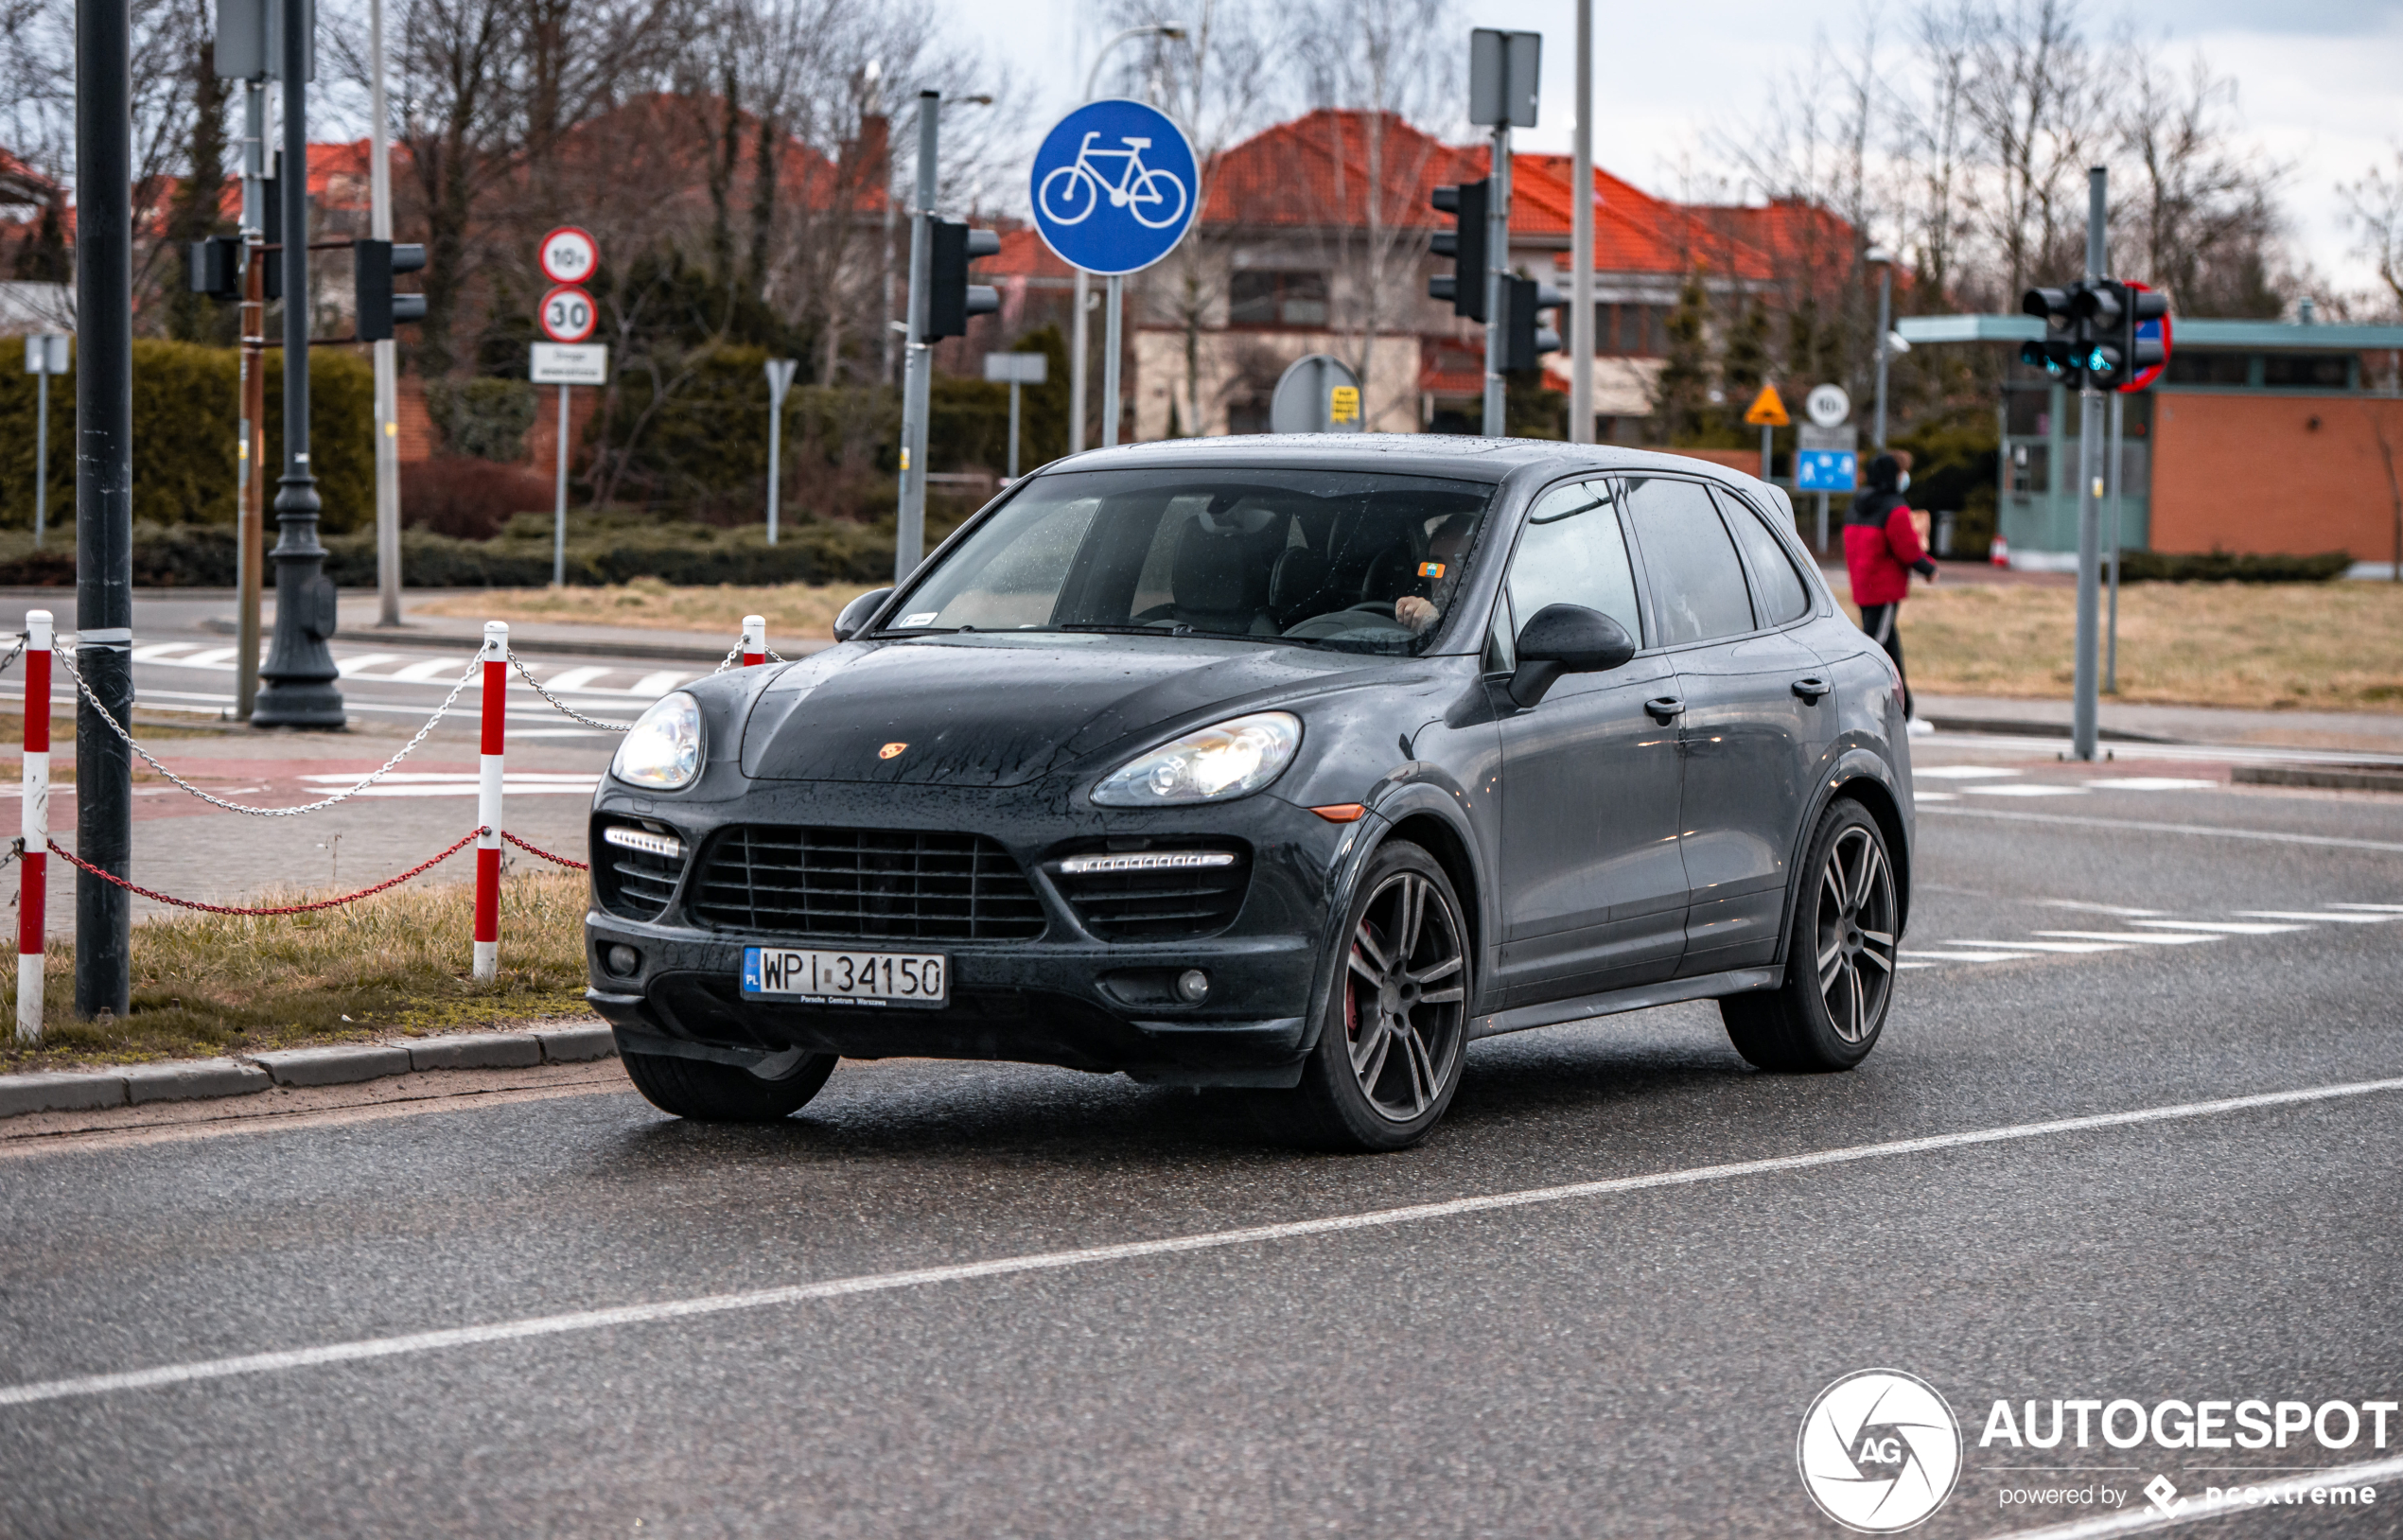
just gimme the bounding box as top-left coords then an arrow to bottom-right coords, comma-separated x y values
602,825 -> 685,861
1057,850 -> 1237,875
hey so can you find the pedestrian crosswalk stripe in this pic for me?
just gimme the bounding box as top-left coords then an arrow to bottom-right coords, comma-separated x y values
2131,919 -> 2307,936
2234,909 -> 2398,924
2032,930 -> 2216,946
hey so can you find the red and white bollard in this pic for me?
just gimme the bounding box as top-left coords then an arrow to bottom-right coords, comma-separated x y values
741,614 -> 766,668
17,609 -> 49,1043
474,620 -> 507,981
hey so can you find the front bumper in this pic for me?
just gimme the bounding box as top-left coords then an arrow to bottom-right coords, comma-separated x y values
583,776 -> 1371,1088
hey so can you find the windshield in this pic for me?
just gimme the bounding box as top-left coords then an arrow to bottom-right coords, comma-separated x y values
879,467 -> 1500,655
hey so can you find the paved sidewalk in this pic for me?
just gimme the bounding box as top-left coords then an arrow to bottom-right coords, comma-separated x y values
1919,691 -> 2403,757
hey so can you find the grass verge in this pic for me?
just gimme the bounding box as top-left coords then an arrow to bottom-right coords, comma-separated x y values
417,576 -> 881,640
1845,581 -> 2403,713
1,869 -> 592,1073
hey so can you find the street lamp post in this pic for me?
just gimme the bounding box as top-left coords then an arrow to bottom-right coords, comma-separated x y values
1868,245 -> 1894,450
1068,23 -> 1184,456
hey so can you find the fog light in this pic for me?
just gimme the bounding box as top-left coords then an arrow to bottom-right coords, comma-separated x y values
1176,969 -> 1210,1003
605,944 -> 641,977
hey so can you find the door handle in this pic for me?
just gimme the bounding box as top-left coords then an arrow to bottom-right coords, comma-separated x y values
1644,695 -> 1685,723
1792,676 -> 1832,701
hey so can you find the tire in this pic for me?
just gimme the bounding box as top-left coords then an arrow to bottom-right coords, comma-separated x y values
1721,798 -> 1899,1073
1260,840 -> 1472,1152
622,1049 -> 838,1122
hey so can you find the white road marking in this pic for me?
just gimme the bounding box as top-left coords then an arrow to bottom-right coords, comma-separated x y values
1986,1450 -> 2403,1539
387,656 -> 471,683
2033,930 -> 2217,946
1947,938 -> 2129,954
1913,791 -> 1958,802
333,653 -> 405,677
1919,806 -> 2403,855
2327,901 -> 2403,913
2132,919 -> 2307,936
295,772 -> 598,784
1896,962 -> 1935,970
1897,950 -> 2040,963
1914,765 -> 2025,779
541,666 -> 611,692
628,671 -> 687,696
128,641 -> 201,662
181,646 -> 238,668
4,1076 -> 2398,1410
2083,777 -> 2218,792
1963,782 -> 2089,797
2033,900 -> 2164,917
333,783 -> 600,798
2235,909 -> 2399,924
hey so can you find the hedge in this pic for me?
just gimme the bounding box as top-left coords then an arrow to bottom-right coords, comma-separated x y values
2117,551 -> 2354,584
0,339 -> 375,534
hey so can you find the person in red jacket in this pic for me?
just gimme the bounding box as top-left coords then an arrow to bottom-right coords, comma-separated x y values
1845,452 -> 1938,733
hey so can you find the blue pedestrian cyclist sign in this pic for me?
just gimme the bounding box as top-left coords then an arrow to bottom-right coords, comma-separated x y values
1029,99 -> 1199,275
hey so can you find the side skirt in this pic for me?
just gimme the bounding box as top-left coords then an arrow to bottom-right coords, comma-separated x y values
1469,967 -> 1782,1041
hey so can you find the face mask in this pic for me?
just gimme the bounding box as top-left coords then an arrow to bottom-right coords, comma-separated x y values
1896,472 -> 1912,493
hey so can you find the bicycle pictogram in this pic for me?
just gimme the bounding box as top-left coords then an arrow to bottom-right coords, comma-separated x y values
1038,131 -> 1190,231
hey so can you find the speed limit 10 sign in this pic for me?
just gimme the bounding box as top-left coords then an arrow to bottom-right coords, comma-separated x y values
539,285 -> 598,343
538,226 -> 598,286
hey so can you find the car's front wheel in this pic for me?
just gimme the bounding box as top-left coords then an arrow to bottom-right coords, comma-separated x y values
1264,840 -> 1472,1151
1721,798 -> 1898,1072
623,1049 -> 838,1122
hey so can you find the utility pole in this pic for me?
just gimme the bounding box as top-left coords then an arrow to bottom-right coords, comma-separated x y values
368,0 -> 401,627
1568,0 -> 1592,444
2070,166 -> 2107,762
254,0 -> 345,728
75,0 -> 136,1018
894,90 -> 938,584
237,81 -> 266,720
764,357 -> 796,545
1482,119 -> 1509,437
1870,248 -> 1894,449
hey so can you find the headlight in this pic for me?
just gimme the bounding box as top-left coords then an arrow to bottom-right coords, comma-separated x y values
612,691 -> 705,790
1091,711 -> 1302,807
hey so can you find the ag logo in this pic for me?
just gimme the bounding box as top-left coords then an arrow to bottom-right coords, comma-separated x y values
1798,1369 -> 1961,1532
878,742 -> 908,760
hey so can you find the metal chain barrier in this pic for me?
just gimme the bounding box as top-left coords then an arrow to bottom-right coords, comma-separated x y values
55,649 -> 480,817
47,830 -> 480,916
713,646 -> 787,673
501,830 -> 588,870
0,635 -> 25,678
508,651 -> 634,731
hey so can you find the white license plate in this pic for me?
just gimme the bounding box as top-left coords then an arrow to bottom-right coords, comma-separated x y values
741,946 -> 948,1007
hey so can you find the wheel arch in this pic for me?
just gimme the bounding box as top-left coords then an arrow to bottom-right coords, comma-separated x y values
1294,788 -> 1491,1056
1772,752 -> 1915,971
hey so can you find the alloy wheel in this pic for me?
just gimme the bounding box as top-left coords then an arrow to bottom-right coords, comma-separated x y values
1343,870 -> 1467,1123
1814,825 -> 1896,1043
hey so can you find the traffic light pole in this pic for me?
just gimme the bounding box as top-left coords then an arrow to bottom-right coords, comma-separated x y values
237,80 -> 266,720
2106,390 -> 2124,693
1482,123 -> 1510,436
254,0 -> 345,728
75,0 -> 136,1019
894,90 -> 937,585
368,0 -> 402,628
2070,166 -> 2107,762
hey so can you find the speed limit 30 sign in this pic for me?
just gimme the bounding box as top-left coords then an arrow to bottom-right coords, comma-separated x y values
539,285 -> 598,343
538,226 -> 598,287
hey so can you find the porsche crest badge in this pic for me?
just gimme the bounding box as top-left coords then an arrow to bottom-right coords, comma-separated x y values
878,742 -> 908,760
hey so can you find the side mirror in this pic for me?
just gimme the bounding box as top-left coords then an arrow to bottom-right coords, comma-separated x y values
1507,604 -> 1637,708
833,587 -> 895,642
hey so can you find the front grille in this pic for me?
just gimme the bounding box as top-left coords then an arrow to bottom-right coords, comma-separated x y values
690,826 -> 1046,942
595,823 -> 684,920
1055,847 -> 1251,942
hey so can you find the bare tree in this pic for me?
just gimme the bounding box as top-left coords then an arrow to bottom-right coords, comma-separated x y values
2340,144 -> 2403,316
1958,0 -> 2111,303
2117,52 -> 2285,318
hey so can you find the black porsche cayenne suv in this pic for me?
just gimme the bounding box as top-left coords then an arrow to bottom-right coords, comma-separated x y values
585,436 -> 1914,1150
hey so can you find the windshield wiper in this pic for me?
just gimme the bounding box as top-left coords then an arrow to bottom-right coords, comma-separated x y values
1052,622 -> 1184,638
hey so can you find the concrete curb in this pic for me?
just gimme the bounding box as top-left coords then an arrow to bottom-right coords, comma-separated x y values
0,1024 -> 618,1120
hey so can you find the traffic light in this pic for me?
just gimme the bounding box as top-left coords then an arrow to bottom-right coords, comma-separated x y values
354,238 -> 428,342
2088,280 -> 2168,391
1428,180 -> 1489,322
2020,285 -> 2081,384
927,220 -> 1000,340
185,236 -> 243,301
1503,275 -> 1566,371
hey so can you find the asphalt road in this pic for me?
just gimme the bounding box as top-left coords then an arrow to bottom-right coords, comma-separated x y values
2,742 -> 2400,1536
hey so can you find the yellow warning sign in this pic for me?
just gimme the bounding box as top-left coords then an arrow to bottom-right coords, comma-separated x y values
1743,384 -> 1790,427
1328,386 -> 1360,424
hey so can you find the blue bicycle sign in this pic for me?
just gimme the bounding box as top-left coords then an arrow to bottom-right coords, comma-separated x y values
1029,99 -> 1199,275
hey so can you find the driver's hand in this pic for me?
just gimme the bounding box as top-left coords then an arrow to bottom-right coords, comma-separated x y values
1395,596 -> 1438,633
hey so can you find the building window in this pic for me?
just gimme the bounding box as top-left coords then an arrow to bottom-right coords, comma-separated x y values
2261,353 -> 2356,390
1229,271 -> 1329,328
1599,304 -> 1665,357
2165,352 -> 2254,387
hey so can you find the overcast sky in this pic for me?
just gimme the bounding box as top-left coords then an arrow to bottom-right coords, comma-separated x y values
939,0 -> 2403,307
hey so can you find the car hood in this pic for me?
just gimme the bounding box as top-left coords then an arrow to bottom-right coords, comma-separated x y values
739,633 -> 1392,787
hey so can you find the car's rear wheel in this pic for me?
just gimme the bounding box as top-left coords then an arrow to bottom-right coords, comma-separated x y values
1721,799 -> 1898,1072
1264,840 -> 1471,1151
623,1049 -> 838,1122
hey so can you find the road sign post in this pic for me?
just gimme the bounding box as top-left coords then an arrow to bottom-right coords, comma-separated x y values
1029,97 -> 1200,454
763,358 -> 797,545
984,352 -> 1049,478
2071,166 -> 2107,762
531,342 -> 606,586
23,336 -> 66,549
1469,29 -> 1540,437
1269,355 -> 1365,434
1744,383 -> 1789,483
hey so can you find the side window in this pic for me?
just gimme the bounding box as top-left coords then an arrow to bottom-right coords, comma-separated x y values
1504,480 -> 1645,646
1715,489 -> 1812,627
1623,476 -> 1756,645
